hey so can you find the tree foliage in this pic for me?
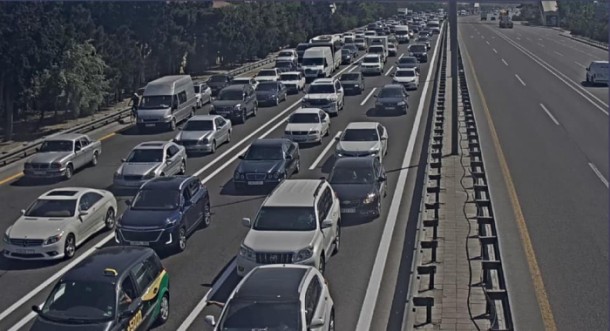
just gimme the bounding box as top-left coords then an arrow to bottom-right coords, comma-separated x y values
558,0 -> 608,42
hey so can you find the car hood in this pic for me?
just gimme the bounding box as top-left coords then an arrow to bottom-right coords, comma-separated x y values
330,183 -> 375,201
28,152 -> 72,165
285,123 -> 322,132
176,130 -> 214,141
119,162 -> 162,176
378,96 -> 405,103
394,76 -> 417,83
212,100 -> 241,108
337,141 -> 381,152
280,80 -> 302,85
30,318 -> 112,331
120,209 -> 180,228
276,56 -> 295,62
243,230 -> 315,252
7,217 -> 71,239
254,76 -> 277,82
304,93 -> 336,101
236,160 -> 285,173
340,80 -> 360,85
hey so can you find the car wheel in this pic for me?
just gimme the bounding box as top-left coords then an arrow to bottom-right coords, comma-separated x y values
64,164 -> 74,180
201,200 -> 211,228
210,140 -> 217,154
240,111 -> 246,124
318,254 -> 326,275
197,100 -> 201,109
373,198 -> 382,218
190,109 -> 195,118
295,160 -> 300,174
156,293 -> 170,325
170,119 -> 177,131
333,222 -> 341,255
179,160 -> 186,175
274,96 -> 279,106
64,234 -> 76,259
90,152 -> 99,167
104,208 -> 116,230
176,227 -> 187,252
227,129 -> 232,142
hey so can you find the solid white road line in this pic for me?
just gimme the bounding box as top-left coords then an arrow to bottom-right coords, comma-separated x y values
355,21 -> 443,331
515,74 -> 526,86
588,163 -> 609,189
502,58 -> 509,66
574,61 -> 586,69
538,43 -> 545,47
554,51 -> 564,57
7,312 -> 35,331
492,48 -> 498,54
348,65 -> 357,72
398,53 -> 404,59
360,88 -> 377,106
540,103 -> 560,126
177,260 -> 237,331
384,66 -> 394,76
485,40 -> 490,45
309,131 -> 342,170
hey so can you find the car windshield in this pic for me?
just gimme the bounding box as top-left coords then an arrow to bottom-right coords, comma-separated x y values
209,75 -> 228,82
342,49 -> 351,54
343,128 -> 379,141
278,51 -> 293,57
289,113 -> 319,123
280,74 -> 299,81
256,83 -> 278,91
258,70 -> 276,77
369,47 -> 383,53
183,120 -> 214,131
139,95 -> 172,109
25,199 -> 77,217
40,280 -> 116,323
218,299 -> 301,330
341,73 -> 360,81
410,45 -> 426,52
400,57 -> 417,64
363,57 -> 379,63
244,145 -> 284,160
231,79 -> 251,85
330,166 -> 375,184
379,88 -> 404,98
253,207 -> 317,231
132,189 -> 180,210
417,37 -> 429,41
126,149 -> 163,163
194,85 -> 200,93
396,70 -> 416,77
308,84 -> 334,94
39,140 -> 73,152
302,58 -> 324,66
355,38 -> 365,43
218,90 -> 244,101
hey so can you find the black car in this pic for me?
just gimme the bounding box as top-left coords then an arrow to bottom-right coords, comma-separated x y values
31,247 -> 170,331
417,36 -> 431,50
233,138 -> 300,190
408,44 -> 428,63
255,81 -> 288,106
329,156 -> 387,217
116,176 -> 211,252
339,72 -> 366,95
343,44 -> 359,57
207,74 -> 234,96
374,84 -> 409,114
396,56 -> 421,72
211,84 -> 258,123
275,60 -> 299,73
341,48 -> 356,64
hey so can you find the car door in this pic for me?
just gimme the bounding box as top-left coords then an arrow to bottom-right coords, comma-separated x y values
215,117 -> 229,143
278,82 -> 287,100
309,275 -> 332,330
334,81 -> 344,107
79,137 -> 94,167
77,192 -> 104,240
130,257 -> 162,330
319,110 -> 329,135
180,185 -> 197,231
186,180 -> 205,230
73,139 -> 87,169
165,144 -> 181,175
245,86 -> 256,113
118,275 -> 142,331
377,124 -> 388,158
317,187 -> 336,256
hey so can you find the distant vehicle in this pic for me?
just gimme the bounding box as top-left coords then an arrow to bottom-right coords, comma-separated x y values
329,156 -> 387,217
284,108 -> 331,144
354,37 -> 368,50
3,187 -> 117,260
302,78 -> 345,116
174,115 -> 232,154
343,43 -> 359,57
309,34 -> 343,71
499,10 -> 513,28
394,25 -> 411,43
392,67 -> 420,90
210,84 -> 258,124
396,56 -> 420,72
233,138 -> 300,190
254,68 -> 281,82
116,176 -> 210,252
360,54 -> 384,75
586,61 -> 609,85
339,72 -> 366,95
416,36 -> 431,50
23,133 -> 102,180
295,42 -> 310,64
367,45 -> 387,64
137,75 -> 197,132
408,43 -> 428,63
481,12 -> 487,20
255,81 -> 288,106
427,20 -> 440,34
193,81 -> 212,108
375,84 -> 409,115
302,47 -> 334,81
229,76 -> 259,90
207,74 -> 234,96
276,48 -> 298,63
30,247 -> 170,330
279,71 -> 306,93
341,48 -> 356,64
113,141 -> 187,189
274,60 -> 299,73
335,122 -> 388,162
205,265 -> 335,330
388,43 -> 398,56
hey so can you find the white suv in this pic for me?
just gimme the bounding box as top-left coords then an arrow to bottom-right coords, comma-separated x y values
301,78 -> 345,116
360,54 -> 384,75
237,179 -> 341,276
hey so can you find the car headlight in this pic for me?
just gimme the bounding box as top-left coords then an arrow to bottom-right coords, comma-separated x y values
310,130 -> 320,134
50,163 -> 62,169
200,137 -> 209,144
271,171 -> 283,179
114,171 -> 122,178
239,244 -> 256,261
3,232 -> 10,244
234,171 -> 244,180
354,84 -> 360,87
210,104 -> 215,111
270,94 -> 277,99
293,247 -> 314,262
234,104 -> 242,110
165,217 -> 179,228
397,101 -> 406,106
24,163 -> 32,169
44,232 -> 64,245
363,192 -> 377,204
164,114 -> 172,119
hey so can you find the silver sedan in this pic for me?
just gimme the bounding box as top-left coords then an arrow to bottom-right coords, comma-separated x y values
174,115 -> 232,154
113,141 -> 187,189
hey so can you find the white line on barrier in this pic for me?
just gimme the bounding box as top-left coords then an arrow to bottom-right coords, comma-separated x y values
588,163 -> 609,188
492,48 -> 498,54
540,103 -> 560,126
360,88 -> 377,106
574,61 -> 586,69
309,131 -> 342,170
502,58 -> 509,66
348,65 -> 357,72
515,74 -> 526,86
355,22 -> 444,331
384,66 -> 394,76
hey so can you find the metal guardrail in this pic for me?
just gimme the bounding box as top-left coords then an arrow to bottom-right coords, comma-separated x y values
0,53 -> 278,168
560,33 -> 608,50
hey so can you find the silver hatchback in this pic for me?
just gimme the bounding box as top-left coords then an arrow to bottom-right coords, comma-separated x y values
174,115 -> 232,154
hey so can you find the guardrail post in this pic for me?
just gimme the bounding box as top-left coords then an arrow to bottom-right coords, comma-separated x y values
417,265 -> 437,290
420,240 -> 438,263
412,297 -> 435,325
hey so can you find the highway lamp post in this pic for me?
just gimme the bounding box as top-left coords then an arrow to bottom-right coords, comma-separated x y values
449,0 -> 458,155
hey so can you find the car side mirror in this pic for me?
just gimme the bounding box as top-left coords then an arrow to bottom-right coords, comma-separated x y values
238,154 -> 245,159
379,176 -> 387,182
121,158 -> 126,163
310,317 -> 326,328
381,136 -> 388,140
204,315 -> 217,326
79,210 -> 89,217
165,158 -> 172,164
75,146 -> 81,152
35,147 -> 40,152
20,209 -> 25,215
242,218 -> 252,228
586,67 -> 590,71
286,154 -> 293,160
321,218 -> 334,229
31,305 -> 41,314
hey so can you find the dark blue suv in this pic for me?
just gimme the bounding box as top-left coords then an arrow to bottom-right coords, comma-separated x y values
115,176 -> 210,253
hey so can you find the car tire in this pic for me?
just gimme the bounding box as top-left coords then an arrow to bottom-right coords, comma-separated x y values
64,234 -> 76,259
64,164 -> 74,180
227,129 -> 232,143
274,96 -> 280,106
295,160 -> 300,174
201,200 -> 211,228
104,208 -> 116,230
179,160 -> 186,175
318,254 -> 326,275
170,119 -> 177,131
175,227 -> 187,252
156,293 -> 170,325
239,111 -> 247,124
333,222 -> 341,255
190,109 -> 195,118
90,152 -> 99,167
373,198 -> 382,218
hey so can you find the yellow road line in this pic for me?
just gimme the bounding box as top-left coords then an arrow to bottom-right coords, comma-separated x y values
0,172 -> 24,186
460,33 -> 557,331
100,132 -> 116,141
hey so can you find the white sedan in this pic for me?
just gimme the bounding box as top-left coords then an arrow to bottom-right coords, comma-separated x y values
335,122 -> 388,162
3,188 -> 117,260
392,68 -> 420,90
279,71 -> 306,94
284,108 -> 331,144
254,68 -> 281,82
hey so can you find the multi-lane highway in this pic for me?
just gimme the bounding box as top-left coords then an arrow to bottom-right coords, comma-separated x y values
459,17 -> 608,330
0,27 -> 445,331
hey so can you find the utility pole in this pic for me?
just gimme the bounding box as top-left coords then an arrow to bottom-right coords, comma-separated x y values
449,0 -> 458,155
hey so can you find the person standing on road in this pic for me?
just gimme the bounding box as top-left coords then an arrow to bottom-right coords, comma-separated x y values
128,93 -> 140,121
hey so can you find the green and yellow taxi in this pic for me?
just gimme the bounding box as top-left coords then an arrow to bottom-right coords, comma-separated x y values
31,246 -> 170,331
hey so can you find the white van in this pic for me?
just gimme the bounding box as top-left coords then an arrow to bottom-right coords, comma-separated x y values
302,47 -> 333,81
394,25 -> 410,43
138,75 -> 197,131
586,61 -> 609,85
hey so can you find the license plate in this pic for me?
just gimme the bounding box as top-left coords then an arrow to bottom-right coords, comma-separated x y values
341,208 -> 356,213
145,123 -> 156,127
16,249 -> 35,254
33,171 -> 46,176
292,137 -> 305,141
386,107 -> 395,110
129,241 -> 149,246
247,181 -> 264,186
